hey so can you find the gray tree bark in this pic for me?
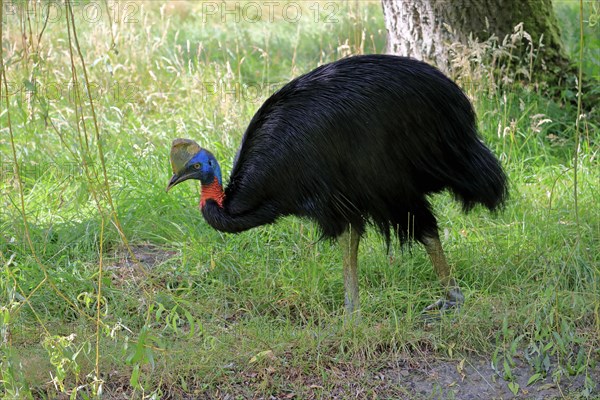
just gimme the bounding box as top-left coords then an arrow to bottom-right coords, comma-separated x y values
381,0 -> 569,77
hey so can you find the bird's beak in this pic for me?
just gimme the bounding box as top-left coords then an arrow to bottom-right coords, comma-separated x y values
166,173 -> 188,193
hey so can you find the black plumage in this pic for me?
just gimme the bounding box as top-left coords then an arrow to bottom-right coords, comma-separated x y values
167,54 -> 508,315
203,55 -> 507,242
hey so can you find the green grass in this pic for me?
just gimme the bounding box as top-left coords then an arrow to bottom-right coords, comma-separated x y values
1,1 -> 599,398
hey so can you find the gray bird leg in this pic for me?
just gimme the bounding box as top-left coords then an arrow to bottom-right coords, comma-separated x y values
340,225 -> 360,319
422,233 -> 464,313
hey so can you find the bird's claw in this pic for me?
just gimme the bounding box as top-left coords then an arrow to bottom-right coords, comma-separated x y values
423,298 -> 460,312
421,288 -> 464,322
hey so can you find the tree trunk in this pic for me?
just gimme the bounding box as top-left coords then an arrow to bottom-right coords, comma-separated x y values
381,0 -> 570,79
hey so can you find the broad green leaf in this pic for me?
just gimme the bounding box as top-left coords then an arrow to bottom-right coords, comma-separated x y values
130,364 -> 140,388
508,381 -> 519,395
527,373 -> 542,386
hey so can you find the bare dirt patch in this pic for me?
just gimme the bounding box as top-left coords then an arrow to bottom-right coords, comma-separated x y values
378,355 -> 598,399
105,243 -> 178,283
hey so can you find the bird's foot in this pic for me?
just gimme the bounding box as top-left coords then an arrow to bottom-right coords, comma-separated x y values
421,288 -> 464,322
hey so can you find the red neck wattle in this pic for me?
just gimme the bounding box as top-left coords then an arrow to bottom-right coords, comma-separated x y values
200,177 -> 225,208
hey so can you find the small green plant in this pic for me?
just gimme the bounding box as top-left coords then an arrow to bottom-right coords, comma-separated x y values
1,307 -> 33,399
491,317 -> 523,383
42,334 -> 85,395
125,325 -> 163,395
0,254 -> 32,399
152,299 -> 201,338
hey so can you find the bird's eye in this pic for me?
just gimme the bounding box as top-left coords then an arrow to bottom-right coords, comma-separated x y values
193,163 -> 201,170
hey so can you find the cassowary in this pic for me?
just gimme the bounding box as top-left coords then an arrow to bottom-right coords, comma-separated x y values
166,54 -> 507,317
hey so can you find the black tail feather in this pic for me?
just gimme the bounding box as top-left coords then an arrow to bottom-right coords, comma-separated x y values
448,138 -> 508,212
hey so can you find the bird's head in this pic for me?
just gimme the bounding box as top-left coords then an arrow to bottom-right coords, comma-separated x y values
166,138 -> 223,195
